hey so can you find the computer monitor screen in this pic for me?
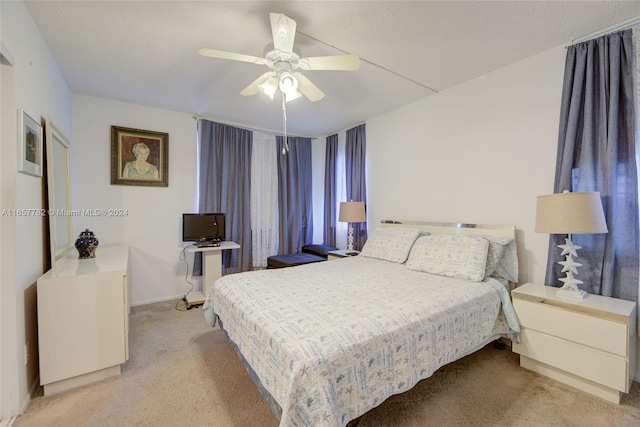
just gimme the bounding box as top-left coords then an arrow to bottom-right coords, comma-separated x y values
182,213 -> 225,242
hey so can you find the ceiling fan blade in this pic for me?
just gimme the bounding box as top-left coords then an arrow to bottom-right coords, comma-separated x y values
240,72 -> 276,97
285,90 -> 302,102
295,73 -> 325,102
270,13 -> 296,53
198,48 -> 266,65
299,54 -> 361,71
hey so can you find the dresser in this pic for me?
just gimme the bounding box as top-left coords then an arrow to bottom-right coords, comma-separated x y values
511,282 -> 637,403
37,245 -> 130,395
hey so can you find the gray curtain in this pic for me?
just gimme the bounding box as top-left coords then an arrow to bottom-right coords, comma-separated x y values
323,134 -> 338,247
346,124 -> 368,251
276,136 -> 313,254
546,29 -> 638,303
198,120 -> 253,274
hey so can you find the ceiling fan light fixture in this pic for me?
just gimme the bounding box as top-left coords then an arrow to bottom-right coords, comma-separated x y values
201,13 -> 357,103
259,76 -> 278,99
279,72 -> 298,95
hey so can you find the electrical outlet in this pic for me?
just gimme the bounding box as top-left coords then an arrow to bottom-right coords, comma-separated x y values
24,343 -> 30,365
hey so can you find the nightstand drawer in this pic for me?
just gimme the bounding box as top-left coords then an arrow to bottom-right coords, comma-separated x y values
514,328 -> 628,392
513,298 -> 628,356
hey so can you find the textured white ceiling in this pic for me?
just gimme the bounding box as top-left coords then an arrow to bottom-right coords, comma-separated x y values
24,1 -> 640,136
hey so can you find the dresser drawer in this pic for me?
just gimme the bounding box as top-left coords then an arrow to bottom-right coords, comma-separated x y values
513,298 -> 628,357
514,328 -> 629,392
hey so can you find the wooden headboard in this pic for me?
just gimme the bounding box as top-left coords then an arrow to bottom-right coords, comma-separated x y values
380,220 -> 515,239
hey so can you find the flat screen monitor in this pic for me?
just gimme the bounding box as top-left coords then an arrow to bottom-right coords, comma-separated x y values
182,213 -> 225,243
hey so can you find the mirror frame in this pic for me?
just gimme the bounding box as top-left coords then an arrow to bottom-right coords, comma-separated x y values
45,117 -> 73,267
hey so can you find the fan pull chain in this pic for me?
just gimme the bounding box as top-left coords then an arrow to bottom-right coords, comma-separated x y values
281,92 -> 289,155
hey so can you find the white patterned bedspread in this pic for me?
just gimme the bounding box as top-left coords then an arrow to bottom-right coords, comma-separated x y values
203,256 -> 519,427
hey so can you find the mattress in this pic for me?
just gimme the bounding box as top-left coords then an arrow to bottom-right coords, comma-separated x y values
203,256 -> 519,427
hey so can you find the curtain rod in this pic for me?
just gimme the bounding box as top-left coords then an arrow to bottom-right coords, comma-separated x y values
192,116 -> 366,140
323,121 -> 367,138
192,115 -> 317,139
568,15 -> 640,46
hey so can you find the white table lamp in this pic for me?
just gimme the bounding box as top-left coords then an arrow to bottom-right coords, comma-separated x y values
535,191 -> 608,300
339,201 -> 366,252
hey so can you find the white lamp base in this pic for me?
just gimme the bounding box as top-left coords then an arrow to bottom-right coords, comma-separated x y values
556,235 -> 588,301
347,224 -> 354,252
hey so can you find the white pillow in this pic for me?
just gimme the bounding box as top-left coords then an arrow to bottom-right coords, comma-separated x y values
406,235 -> 489,282
359,227 -> 421,263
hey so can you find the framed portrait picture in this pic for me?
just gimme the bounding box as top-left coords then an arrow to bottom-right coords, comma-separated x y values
111,126 -> 168,187
18,109 -> 43,177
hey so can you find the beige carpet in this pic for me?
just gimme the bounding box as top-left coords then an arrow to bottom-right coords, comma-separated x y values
15,301 -> 640,427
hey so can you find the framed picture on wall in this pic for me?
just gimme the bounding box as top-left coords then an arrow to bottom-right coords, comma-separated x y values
18,109 -> 43,177
110,125 -> 169,187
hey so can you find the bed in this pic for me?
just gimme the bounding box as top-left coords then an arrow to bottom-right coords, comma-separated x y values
203,221 -> 520,427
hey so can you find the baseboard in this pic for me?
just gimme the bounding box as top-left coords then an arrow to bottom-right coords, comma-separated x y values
29,375 -> 40,397
129,294 -> 186,307
20,374 -> 40,413
19,391 -> 31,416
0,376 -> 37,425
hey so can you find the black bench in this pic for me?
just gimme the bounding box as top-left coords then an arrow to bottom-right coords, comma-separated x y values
267,253 -> 326,269
267,244 -> 338,269
301,244 -> 338,259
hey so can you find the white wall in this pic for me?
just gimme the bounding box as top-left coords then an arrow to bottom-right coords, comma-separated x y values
0,46 -> 19,423
366,45 -> 566,285
1,0 -> 73,418
72,95 -> 198,306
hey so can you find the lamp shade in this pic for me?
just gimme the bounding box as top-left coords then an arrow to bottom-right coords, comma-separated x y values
535,192 -> 608,234
339,201 -> 366,223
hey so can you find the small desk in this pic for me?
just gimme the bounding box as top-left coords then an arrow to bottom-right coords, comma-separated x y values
185,241 -> 240,307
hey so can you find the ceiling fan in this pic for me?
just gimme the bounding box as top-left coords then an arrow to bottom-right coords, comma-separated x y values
199,12 -> 361,102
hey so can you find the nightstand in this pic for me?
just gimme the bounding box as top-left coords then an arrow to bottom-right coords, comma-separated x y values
511,282 -> 637,404
327,249 -> 360,260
